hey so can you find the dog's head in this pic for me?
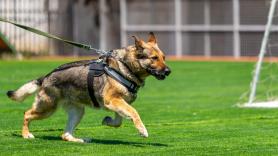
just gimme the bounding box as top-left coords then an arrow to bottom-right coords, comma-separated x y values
124,32 -> 171,80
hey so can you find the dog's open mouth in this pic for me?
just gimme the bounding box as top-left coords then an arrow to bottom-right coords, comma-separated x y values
155,74 -> 166,80
146,68 -> 166,80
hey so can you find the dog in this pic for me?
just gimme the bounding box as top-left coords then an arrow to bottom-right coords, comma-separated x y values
7,32 -> 171,143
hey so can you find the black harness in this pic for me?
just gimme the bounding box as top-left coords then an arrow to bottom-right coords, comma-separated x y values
87,60 -> 139,108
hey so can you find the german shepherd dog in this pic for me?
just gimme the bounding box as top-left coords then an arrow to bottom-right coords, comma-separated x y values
7,32 -> 171,143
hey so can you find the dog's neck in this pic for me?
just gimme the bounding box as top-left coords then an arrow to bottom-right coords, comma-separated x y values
108,47 -> 145,86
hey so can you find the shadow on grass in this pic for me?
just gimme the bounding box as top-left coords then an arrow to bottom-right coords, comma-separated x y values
90,138 -> 168,147
11,133 -> 21,138
11,133 -> 168,147
11,133 -> 63,141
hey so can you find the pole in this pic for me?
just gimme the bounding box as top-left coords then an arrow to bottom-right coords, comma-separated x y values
248,0 -> 278,104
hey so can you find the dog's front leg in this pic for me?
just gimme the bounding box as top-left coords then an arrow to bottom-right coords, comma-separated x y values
104,97 -> 148,138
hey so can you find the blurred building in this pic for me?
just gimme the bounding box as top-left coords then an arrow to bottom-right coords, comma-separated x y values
0,0 -> 277,57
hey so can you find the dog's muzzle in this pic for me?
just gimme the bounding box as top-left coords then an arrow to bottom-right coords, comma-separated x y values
146,67 -> 171,80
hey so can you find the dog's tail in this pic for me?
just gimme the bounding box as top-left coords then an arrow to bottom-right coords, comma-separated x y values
7,80 -> 41,102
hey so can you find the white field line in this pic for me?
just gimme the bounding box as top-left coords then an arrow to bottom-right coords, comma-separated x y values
241,101 -> 278,108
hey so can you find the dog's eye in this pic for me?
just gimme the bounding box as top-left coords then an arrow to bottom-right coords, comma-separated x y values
151,56 -> 158,60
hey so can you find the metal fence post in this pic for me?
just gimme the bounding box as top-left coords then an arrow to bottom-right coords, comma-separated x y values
120,0 -> 127,47
175,0 -> 182,57
233,0 -> 241,58
204,0 -> 211,57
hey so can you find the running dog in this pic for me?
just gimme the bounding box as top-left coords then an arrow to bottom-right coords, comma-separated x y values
7,32 -> 171,143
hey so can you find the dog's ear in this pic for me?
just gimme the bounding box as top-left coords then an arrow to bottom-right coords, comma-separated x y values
148,32 -> 157,44
132,36 -> 144,51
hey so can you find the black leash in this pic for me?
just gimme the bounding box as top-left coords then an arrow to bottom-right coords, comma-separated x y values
0,17 -> 109,55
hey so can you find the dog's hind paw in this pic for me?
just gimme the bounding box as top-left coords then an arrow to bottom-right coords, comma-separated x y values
61,133 -> 86,143
22,132 -> 35,139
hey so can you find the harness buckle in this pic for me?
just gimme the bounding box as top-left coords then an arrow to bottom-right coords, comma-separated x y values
130,83 -> 134,89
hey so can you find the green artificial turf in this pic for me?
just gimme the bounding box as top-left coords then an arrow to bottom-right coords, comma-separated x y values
1,60 -> 278,155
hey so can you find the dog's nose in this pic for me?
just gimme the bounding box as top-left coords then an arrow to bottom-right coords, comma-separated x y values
164,67 -> 171,76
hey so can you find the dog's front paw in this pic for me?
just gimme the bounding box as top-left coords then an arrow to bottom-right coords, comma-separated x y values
138,126 -> 148,138
102,116 -> 113,126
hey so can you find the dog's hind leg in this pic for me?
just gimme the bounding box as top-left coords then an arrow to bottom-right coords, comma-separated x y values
102,113 -> 122,127
104,97 -> 148,138
61,104 -> 85,143
22,90 -> 57,139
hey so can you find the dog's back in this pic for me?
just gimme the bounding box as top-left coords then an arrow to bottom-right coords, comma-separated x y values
7,60 -> 90,102
8,60 -> 107,107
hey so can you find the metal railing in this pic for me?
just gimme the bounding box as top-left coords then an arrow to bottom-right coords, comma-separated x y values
120,0 -> 278,57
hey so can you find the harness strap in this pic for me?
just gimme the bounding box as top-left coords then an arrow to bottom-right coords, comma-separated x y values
87,61 -> 105,108
104,66 -> 139,94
